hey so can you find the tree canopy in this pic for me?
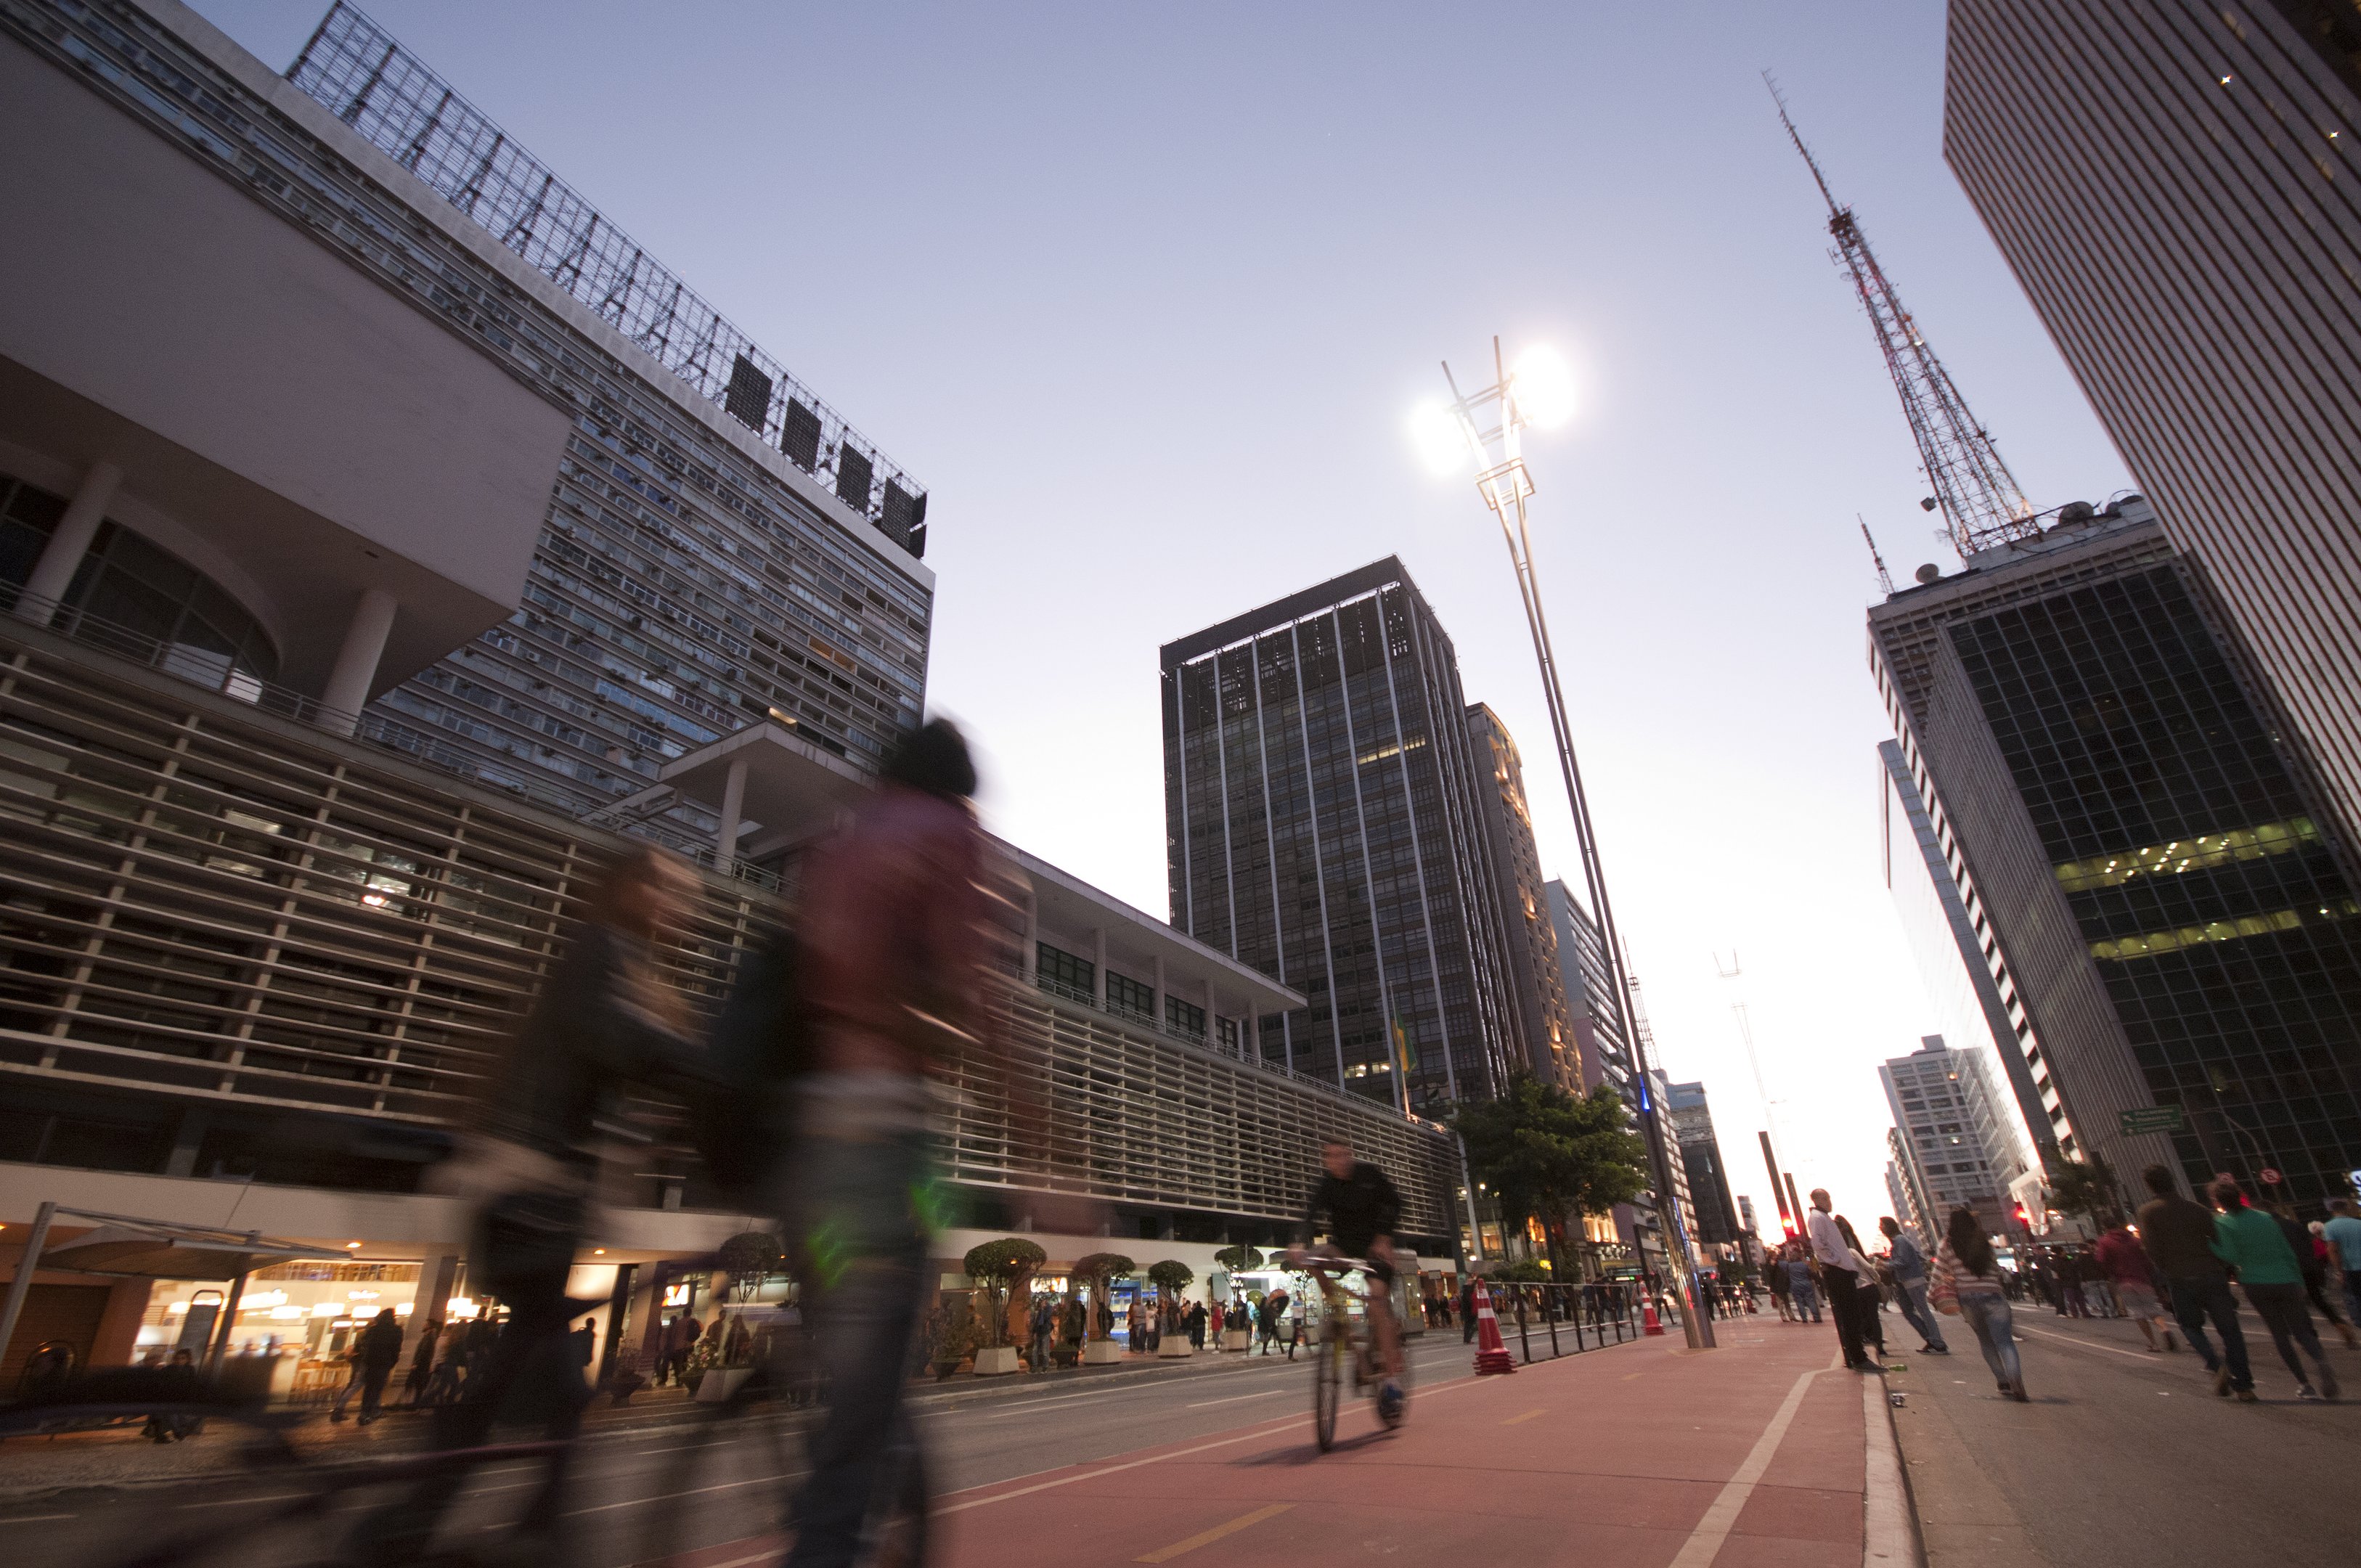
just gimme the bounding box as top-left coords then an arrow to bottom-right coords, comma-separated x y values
717,1230 -> 783,1300
1213,1246 -> 1265,1273
1147,1259 -> 1195,1296
963,1238 -> 1047,1348
2045,1154 -> 2121,1228
1453,1076 -> 1650,1266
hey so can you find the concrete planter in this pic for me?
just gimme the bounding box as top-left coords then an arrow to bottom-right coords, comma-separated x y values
971,1345 -> 1023,1376
1157,1339 -> 1193,1358
695,1366 -> 753,1404
1220,1330 -> 1251,1352
1083,1340 -> 1125,1364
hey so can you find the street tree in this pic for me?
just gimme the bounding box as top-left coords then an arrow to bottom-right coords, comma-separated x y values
963,1238 -> 1047,1348
1454,1075 -> 1649,1274
1072,1252 -> 1134,1342
2046,1153 -> 2123,1230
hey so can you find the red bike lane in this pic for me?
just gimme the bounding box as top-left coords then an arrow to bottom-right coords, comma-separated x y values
923,1324 -> 1871,1567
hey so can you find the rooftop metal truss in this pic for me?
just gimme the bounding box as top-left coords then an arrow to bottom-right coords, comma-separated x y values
1772,83 -> 2039,558
288,3 -> 926,539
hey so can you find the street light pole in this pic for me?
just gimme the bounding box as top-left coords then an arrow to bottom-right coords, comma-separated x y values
1427,338 -> 1713,1350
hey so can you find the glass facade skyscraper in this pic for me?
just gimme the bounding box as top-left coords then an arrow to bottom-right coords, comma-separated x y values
1160,558 -> 1518,1110
1944,0 -> 2361,863
1666,1080 -> 1740,1248
1467,702 -> 1579,1089
1871,499 -> 2361,1209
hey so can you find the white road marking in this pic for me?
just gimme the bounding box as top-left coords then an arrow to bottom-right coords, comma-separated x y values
1665,1358 -> 1836,1568
2015,1324 -> 2154,1362
1183,1388 -> 1287,1409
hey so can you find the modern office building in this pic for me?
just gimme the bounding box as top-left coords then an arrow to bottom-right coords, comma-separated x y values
1944,0 -> 2361,859
1546,878 -> 1669,1274
1665,1081 -> 1741,1248
0,0 -> 1462,1385
1869,497 -> 2361,1209
1884,1141 -> 1931,1244
1880,738 -> 2054,1169
1465,703 -> 1580,1089
1880,1037 -> 2026,1237
1160,558 -> 1520,1111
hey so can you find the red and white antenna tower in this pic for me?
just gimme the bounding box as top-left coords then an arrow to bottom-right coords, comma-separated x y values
1769,78 -> 2041,558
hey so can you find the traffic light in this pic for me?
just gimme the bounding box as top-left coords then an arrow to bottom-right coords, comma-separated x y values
2012,1202 -> 2030,1229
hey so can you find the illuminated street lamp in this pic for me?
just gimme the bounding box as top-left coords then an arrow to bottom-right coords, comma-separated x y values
1414,338 -> 1715,1351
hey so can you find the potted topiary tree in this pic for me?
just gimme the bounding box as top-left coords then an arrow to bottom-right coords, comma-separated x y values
964,1238 -> 1046,1376
1072,1253 -> 1134,1364
1212,1247 -> 1263,1351
1149,1259 -> 1196,1357
699,1231 -> 782,1402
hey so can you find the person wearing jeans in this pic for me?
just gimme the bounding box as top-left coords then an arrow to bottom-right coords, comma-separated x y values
2211,1177 -> 2340,1402
2325,1199 -> 2361,1330
1879,1217 -> 1948,1354
1785,1246 -> 1822,1323
1932,1205 -> 2024,1400
2135,1164 -> 2253,1397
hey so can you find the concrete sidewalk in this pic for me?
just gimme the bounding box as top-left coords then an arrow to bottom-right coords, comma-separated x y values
1887,1307 -> 2361,1568
671,1324 -> 1896,1567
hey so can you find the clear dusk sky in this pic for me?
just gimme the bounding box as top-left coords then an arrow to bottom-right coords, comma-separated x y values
198,0 -> 2133,1243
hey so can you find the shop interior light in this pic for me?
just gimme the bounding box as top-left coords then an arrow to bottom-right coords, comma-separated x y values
311,1302 -> 341,1318
269,1305 -> 306,1320
447,1297 -> 478,1318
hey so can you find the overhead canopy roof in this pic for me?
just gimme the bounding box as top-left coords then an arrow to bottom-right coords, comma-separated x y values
40,1222 -> 348,1281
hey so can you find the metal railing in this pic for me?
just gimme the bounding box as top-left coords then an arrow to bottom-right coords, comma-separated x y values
1474,1282 -> 1642,1364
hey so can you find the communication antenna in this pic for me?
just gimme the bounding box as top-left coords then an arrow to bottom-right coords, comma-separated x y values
1859,516 -> 1895,596
1769,74 -> 2042,558
1715,949 -> 1793,1233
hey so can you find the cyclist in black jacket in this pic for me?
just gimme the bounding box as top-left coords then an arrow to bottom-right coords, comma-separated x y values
1289,1138 -> 1406,1416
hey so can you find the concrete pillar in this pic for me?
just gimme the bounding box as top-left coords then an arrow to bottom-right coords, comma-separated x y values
1151,956 -> 1165,1034
1022,886 -> 1039,983
407,1251 -> 458,1360
318,587 -> 397,735
1204,977 -> 1218,1049
13,461 -> 121,623
1091,928 -> 1107,1009
717,756 -> 749,868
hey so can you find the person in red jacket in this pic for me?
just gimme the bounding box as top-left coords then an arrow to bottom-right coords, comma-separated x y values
2093,1220 -> 2175,1353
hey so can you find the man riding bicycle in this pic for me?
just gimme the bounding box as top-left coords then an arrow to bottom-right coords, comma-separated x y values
1287,1136 -> 1406,1421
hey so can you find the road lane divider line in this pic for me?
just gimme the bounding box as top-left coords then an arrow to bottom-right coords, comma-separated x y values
0,1515 -> 75,1525
1500,1408 -> 1546,1425
560,1469 -> 802,1518
1665,1357 -> 1838,1568
2013,1324 -> 2152,1362
1135,1503 -> 1292,1562
1184,1388 -> 1288,1409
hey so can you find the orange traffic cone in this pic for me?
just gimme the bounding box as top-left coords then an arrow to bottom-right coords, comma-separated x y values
1472,1281 -> 1516,1375
1641,1296 -> 1665,1336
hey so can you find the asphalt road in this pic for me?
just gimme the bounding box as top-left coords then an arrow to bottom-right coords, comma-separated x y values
1,1330 -> 1515,1567
1888,1304 -> 2361,1568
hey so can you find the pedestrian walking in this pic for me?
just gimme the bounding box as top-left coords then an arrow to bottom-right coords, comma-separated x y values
1784,1244 -> 1822,1325
401,1319 -> 441,1408
1877,1217 -> 1948,1354
2136,1164 -> 2254,1400
1805,1191 -> 1875,1371
1460,1278 -> 1480,1344
571,1317 -> 598,1386
1029,1297 -> 1056,1371
331,1308 -> 403,1424
421,1322 -> 468,1406
2092,1220 -> 2177,1352
1186,1300 -> 1207,1351
2211,1177 -> 2340,1402
2325,1199 -> 2361,1330
1766,1250 -> 1794,1322
1835,1215 -> 1887,1361
2293,1218 -> 2359,1349
1930,1205 -> 2026,1401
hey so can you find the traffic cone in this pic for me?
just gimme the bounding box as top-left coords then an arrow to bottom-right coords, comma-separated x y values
1471,1281 -> 1515,1375
1641,1296 -> 1665,1336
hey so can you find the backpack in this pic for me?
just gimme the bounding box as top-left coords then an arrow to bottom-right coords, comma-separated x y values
688,924 -> 815,1204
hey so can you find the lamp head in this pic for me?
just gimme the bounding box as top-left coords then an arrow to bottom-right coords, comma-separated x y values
1509,345 -> 1576,429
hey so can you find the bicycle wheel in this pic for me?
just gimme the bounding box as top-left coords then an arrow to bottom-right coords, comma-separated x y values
1312,1325 -> 1341,1452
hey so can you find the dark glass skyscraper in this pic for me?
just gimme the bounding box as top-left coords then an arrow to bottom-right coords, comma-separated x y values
1944,0 -> 2361,861
1871,499 -> 2361,1209
1161,558 -> 1517,1110
1467,702 -> 1579,1089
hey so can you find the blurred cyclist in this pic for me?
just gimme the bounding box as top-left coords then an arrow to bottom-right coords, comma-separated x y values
785,718 -> 1010,1568
1287,1136 -> 1406,1421
361,844 -> 698,1564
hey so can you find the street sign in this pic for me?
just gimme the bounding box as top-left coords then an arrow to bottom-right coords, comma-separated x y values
2118,1104 -> 2185,1136
2260,1167 -> 2283,1185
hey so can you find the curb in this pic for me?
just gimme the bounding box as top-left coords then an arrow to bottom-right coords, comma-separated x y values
1862,1370 -> 1924,1568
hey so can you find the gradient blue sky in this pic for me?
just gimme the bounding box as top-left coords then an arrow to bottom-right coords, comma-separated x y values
197,0 -> 2132,1241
